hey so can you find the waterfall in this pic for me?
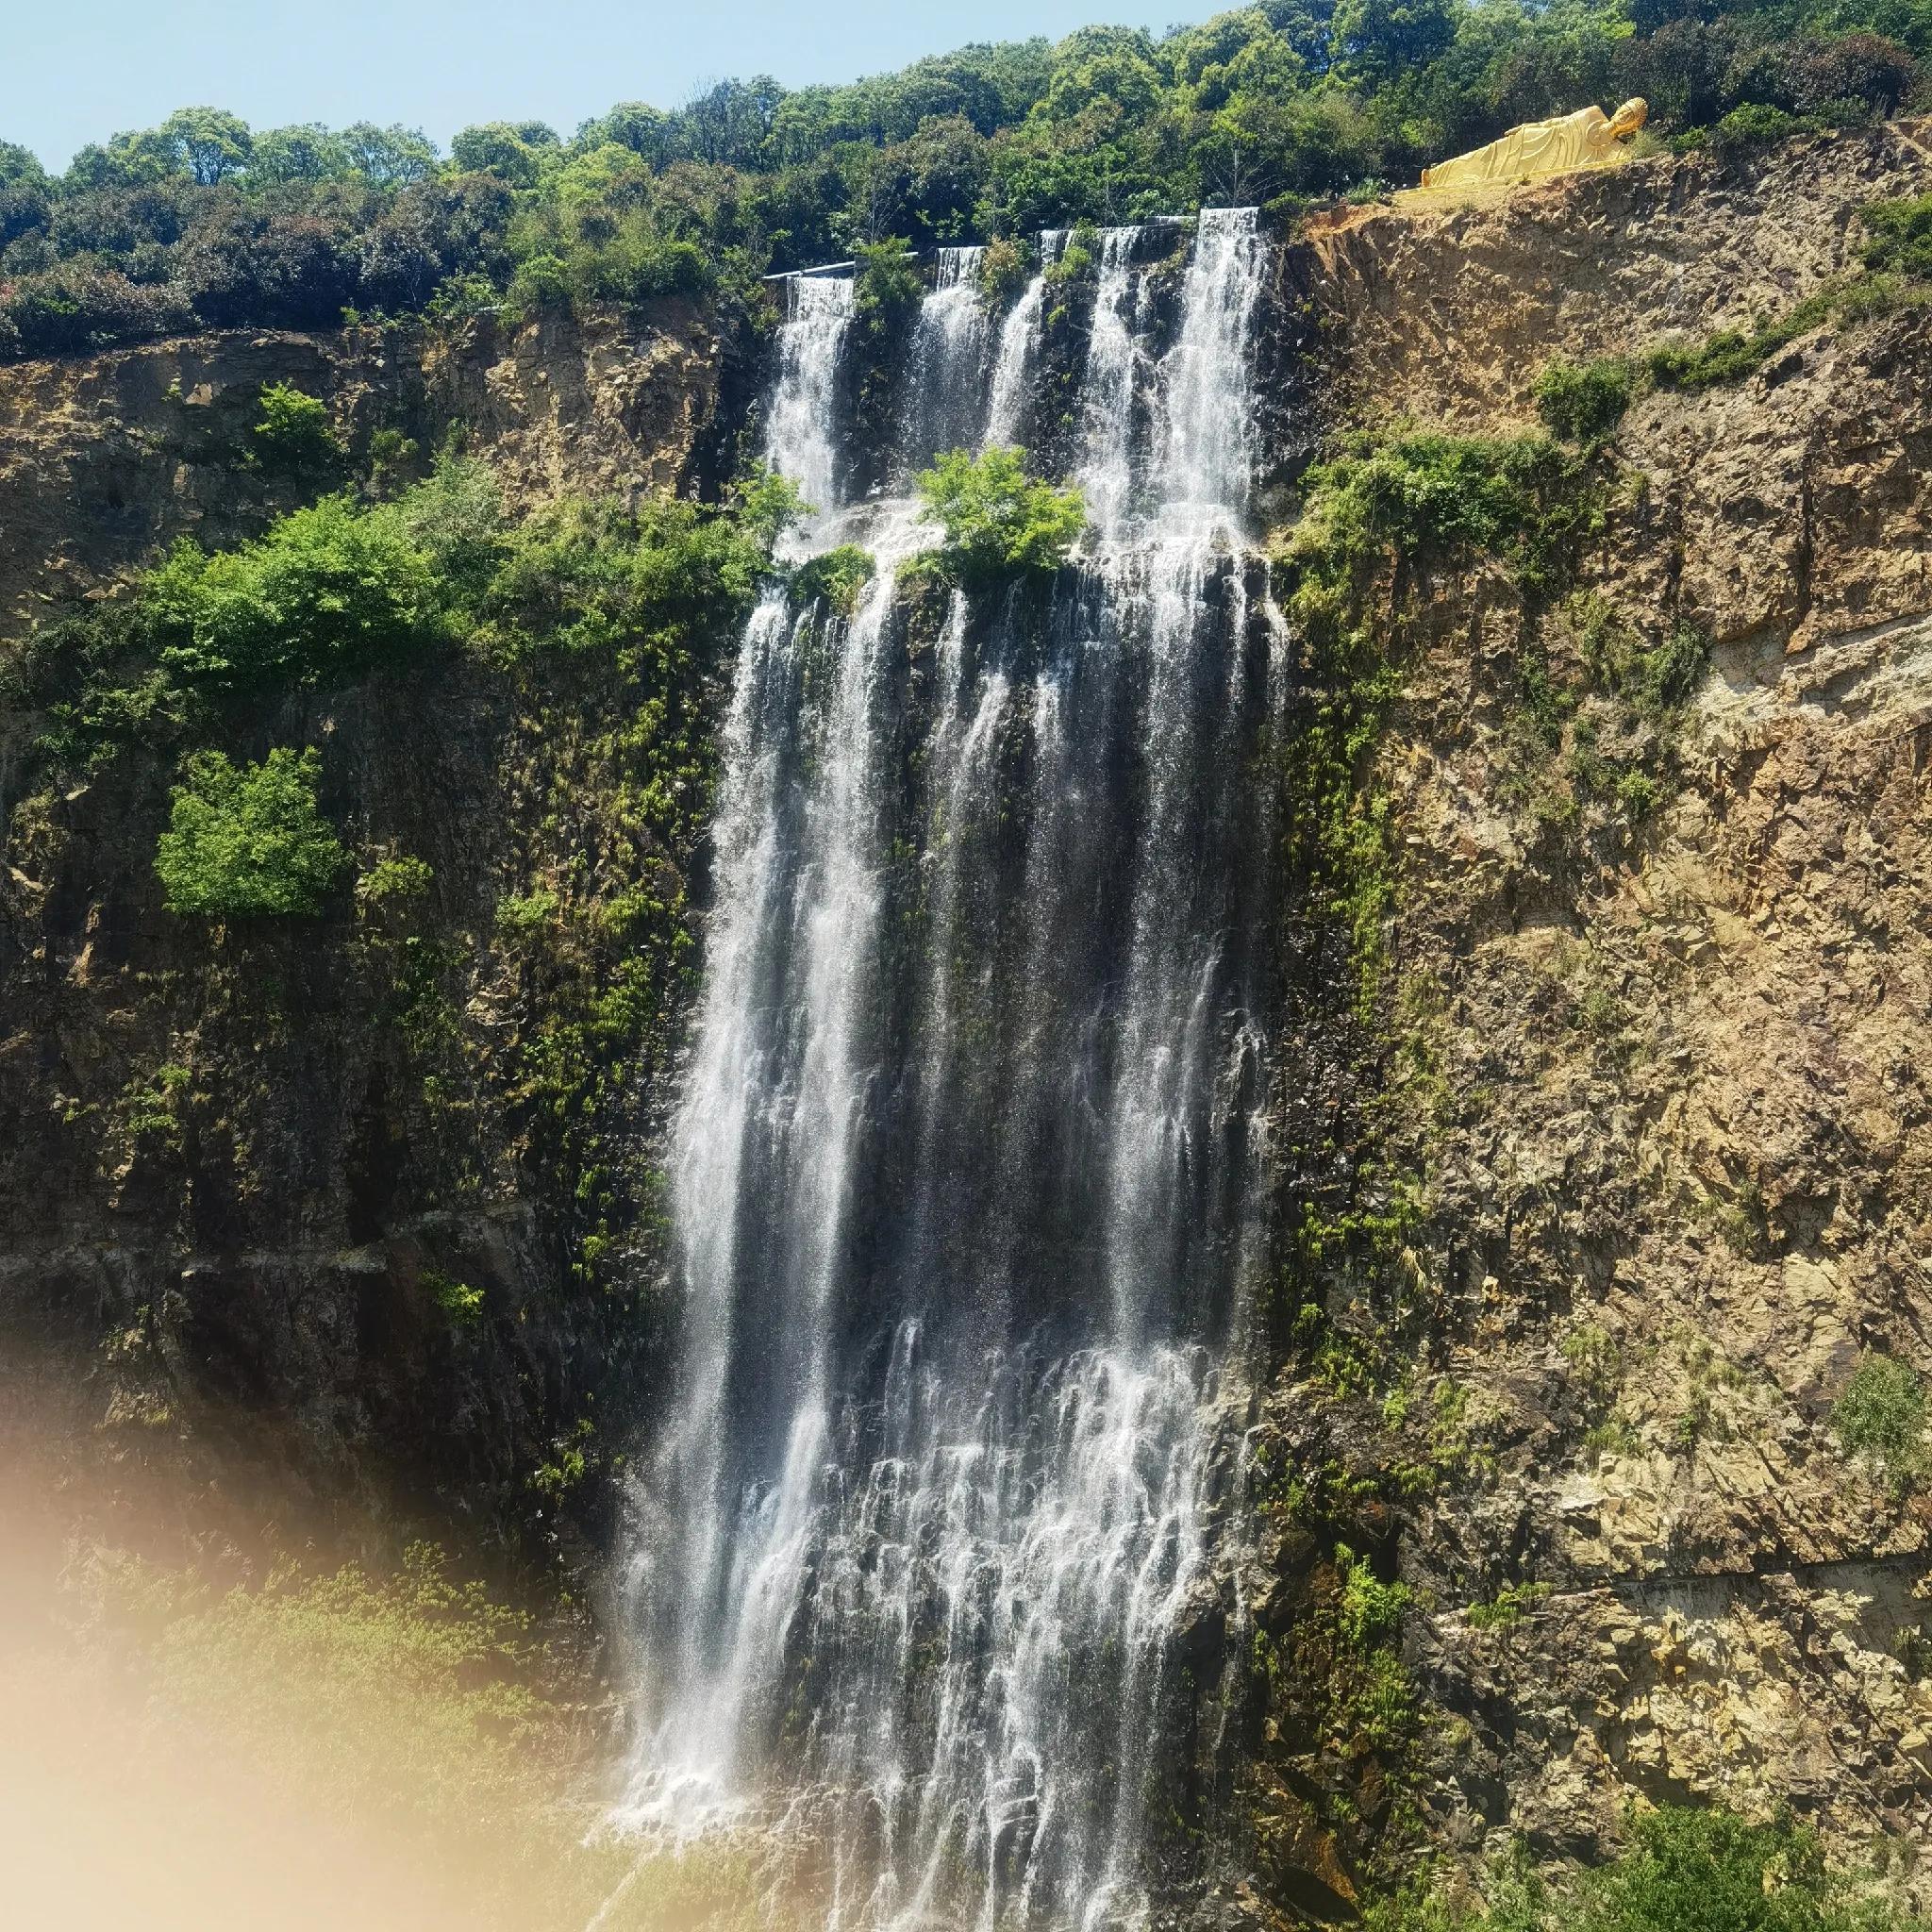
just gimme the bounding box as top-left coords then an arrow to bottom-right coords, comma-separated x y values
1159,208 -> 1268,522
908,245 -> 991,468
1075,226 -> 1150,545
619,211 -> 1279,1932
766,273 -> 857,524
985,270 -> 1045,450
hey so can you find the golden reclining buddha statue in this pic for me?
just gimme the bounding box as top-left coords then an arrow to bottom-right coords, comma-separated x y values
1420,97 -> 1649,192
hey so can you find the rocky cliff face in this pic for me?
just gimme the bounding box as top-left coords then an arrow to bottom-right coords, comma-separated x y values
1217,123 -> 1932,1917
0,296 -> 731,1569
0,299 -> 723,641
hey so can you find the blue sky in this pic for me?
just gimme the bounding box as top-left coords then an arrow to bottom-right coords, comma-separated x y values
5,0 -> 1186,171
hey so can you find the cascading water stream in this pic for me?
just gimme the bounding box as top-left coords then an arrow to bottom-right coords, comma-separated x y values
907,245 -> 991,469
619,211 -> 1280,1932
985,269 -> 1045,450
765,273 -> 857,529
1075,226 -> 1149,545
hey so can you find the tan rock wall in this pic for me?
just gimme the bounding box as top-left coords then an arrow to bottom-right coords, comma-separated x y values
1256,116 -> 1932,1893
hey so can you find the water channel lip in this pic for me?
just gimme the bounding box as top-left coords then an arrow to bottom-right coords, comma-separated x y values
763,261 -> 858,280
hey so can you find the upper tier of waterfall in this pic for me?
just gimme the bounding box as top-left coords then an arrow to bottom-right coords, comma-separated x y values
617,208 -> 1281,1932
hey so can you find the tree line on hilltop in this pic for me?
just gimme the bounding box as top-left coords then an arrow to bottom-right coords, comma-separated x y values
2,0 -> 1927,358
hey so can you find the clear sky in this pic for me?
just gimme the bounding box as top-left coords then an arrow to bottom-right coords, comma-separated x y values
4,0 -> 1186,172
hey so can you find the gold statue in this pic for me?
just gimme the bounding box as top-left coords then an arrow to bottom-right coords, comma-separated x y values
1420,98 -> 1649,192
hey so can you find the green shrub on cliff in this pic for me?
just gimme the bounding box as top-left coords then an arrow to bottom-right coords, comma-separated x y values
1464,1581 -> 1551,1630
1535,357 -> 1634,447
976,235 -> 1033,310
250,380 -> 344,474
357,853 -> 435,906
1569,192 -> 1932,422
156,746 -> 349,918
499,225 -> 712,322
791,544 -> 876,614
1834,1355 -> 1927,1488
1361,1840 -> 1548,1932
1578,606 -> 1711,723
478,492 -> 772,658
133,458 -> 776,694
915,445 -> 1086,583
1337,1544 -> 1412,1647
1710,101 -> 1816,151
1043,221 -> 1100,289
146,492 -> 442,691
386,453 -> 512,602
854,236 -> 924,320
119,1061 -> 193,1153
1292,431 -> 1600,592
730,464 -> 810,551
1641,288 -> 1840,391
1541,208 -> 1932,439
1861,192 -> 1932,280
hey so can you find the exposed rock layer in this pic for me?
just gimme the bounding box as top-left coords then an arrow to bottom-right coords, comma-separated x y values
1225,122 -> 1932,1913
0,300 -> 719,642
0,298 -> 728,1566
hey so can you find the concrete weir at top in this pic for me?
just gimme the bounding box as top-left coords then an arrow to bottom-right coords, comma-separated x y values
616,208 -> 1282,1932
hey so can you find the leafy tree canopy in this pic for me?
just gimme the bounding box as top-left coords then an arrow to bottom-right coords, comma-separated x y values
156,746 -> 349,918
145,492 -> 443,691
159,107 -> 253,185
4,1 -> 1927,358
916,445 -> 1087,581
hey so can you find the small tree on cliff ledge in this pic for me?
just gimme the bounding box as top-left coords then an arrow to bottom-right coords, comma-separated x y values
157,746 -> 349,919
915,446 -> 1086,586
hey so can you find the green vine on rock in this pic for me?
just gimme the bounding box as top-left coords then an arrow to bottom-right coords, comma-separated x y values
1279,426 -> 1606,1002
1271,429 -> 1608,1364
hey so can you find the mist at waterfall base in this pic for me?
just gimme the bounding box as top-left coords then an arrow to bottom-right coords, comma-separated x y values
0,1429 -> 746,1932
616,210 -> 1282,1931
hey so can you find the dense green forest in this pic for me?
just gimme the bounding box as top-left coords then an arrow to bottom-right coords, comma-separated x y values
1,0 -> 1927,358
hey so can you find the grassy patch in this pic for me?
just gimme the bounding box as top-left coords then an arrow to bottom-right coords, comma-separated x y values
1862,192 -> 1932,280
1465,1582 -> 1551,1631
1496,595 -> 1711,845
1834,1355 -> 1928,1491
1360,1804 -> 1924,1930
1331,1543 -> 1418,1755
